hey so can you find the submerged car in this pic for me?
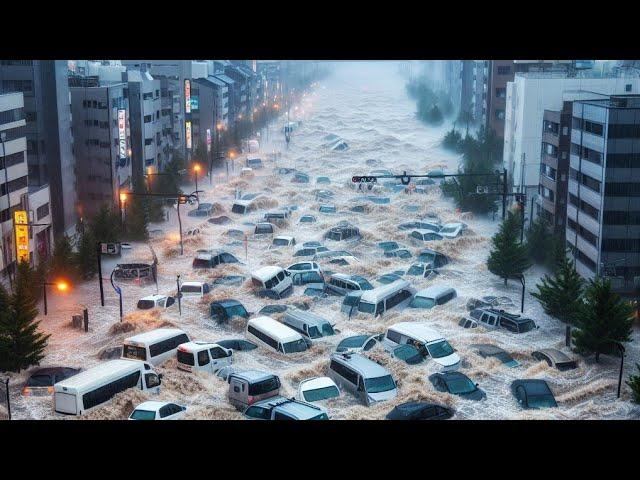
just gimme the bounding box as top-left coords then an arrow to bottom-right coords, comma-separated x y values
511,379 -> 558,409
531,349 -> 578,371
244,396 -> 329,420
129,401 -> 187,420
215,339 -> 258,351
384,248 -> 412,259
335,334 -> 384,354
438,222 -> 466,239
472,344 -> 520,368
377,273 -> 404,285
318,204 -> 337,214
316,176 -> 331,185
429,372 -> 486,401
299,214 -> 317,224
405,263 -> 438,278
209,299 -> 250,324
386,402 -> 454,420
297,377 -> 340,403
385,344 -> 424,365
22,367 -> 81,396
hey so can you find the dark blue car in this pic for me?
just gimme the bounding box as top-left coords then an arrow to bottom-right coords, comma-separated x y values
429,372 -> 486,401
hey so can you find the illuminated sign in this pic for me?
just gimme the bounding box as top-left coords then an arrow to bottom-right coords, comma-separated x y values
206,128 -> 212,153
185,121 -> 192,149
14,210 -> 29,264
190,95 -> 199,110
185,79 -> 191,113
118,109 -> 127,159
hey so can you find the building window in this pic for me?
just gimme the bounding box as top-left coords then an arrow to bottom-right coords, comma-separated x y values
604,211 -> 640,225
497,65 -> 511,75
0,175 -> 28,196
144,115 -> 152,123
570,168 -> 601,193
495,109 -> 505,120
584,120 -> 604,136
542,142 -> 558,158
607,123 -> 640,139
602,238 -> 640,253
540,163 -> 556,180
1,152 -> 25,170
36,203 -> 50,220
543,120 -> 559,135
626,84 -> 632,92
0,107 -> 25,124
605,182 -> 640,197
495,87 -> 506,99
575,248 -> 597,272
539,185 -> 555,202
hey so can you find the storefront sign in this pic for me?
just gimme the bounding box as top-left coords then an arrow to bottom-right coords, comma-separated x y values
185,79 -> 191,113
185,121 -> 192,149
118,109 -> 127,159
14,210 -> 29,263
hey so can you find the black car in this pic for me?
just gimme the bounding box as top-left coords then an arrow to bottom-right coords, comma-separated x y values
215,339 -> 258,351
511,379 -> 557,409
386,402 -> 454,420
22,367 -> 81,396
209,299 -> 250,324
429,372 -> 486,401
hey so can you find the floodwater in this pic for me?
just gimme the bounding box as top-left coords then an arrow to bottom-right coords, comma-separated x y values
6,61 -> 640,420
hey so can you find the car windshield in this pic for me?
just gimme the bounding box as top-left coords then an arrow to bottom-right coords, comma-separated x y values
310,412 -> 329,420
493,352 -> 515,364
261,305 -> 287,314
303,385 -> 340,402
355,279 -> 373,290
380,242 -> 398,250
446,376 -> 476,394
273,238 -> 290,246
225,305 -> 247,318
427,340 -> 455,359
181,285 -> 203,293
283,339 -> 308,353
358,301 -> 376,314
27,374 -> 52,387
301,216 -> 315,222
365,375 -> 396,394
130,409 -> 157,420
321,323 -> 335,336
231,205 -> 247,214
338,336 -> 367,349
397,250 -> 411,258
137,299 -> 155,309
440,227 -> 457,234
407,265 -> 423,276
518,320 -> 536,332
394,345 -> 423,364
418,253 -> 435,263
307,326 -> 322,339
320,207 -> 335,213
527,394 -> 557,409
193,258 -> 212,268
409,296 -> 436,309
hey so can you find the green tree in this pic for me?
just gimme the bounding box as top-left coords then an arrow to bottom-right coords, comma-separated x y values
50,235 -> 77,281
572,277 -> 634,363
526,216 -> 553,263
0,261 -> 50,372
89,205 -> 121,244
547,234 -> 568,272
487,211 -> 532,285
532,256 -> 584,324
442,128 -> 462,151
75,228 -> 98,279
123,194 -> 149,241
627,363 -> 640,403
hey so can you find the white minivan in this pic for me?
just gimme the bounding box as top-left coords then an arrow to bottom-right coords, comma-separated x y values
354,280 -> 416,316
246,316 -> 310,354
176,341 -> 233,374
383,322 -> 460,371
251,266 -> 293,299
179,281 -> 211,298
54,359 -> 162,416
122,328 -> 191,366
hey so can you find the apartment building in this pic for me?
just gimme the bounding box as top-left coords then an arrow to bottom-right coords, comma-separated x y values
0,60 -> 76,238
0,92 -> 53,283
503,74 -> 640,200
566,95 -> 640,294
69,76 -> 131,219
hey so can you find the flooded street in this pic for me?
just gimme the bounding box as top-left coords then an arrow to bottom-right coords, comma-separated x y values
9,61 -> 640,420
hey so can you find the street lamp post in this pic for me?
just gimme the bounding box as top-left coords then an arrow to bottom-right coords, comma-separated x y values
614,342 -> 626,399
119,192 -> 127,230
96,243 -> 105,307
42,280 -> 69,316
176,274 -> 182,316
193,164 -> 201,207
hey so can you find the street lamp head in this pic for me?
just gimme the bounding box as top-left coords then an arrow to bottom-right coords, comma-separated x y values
193,164 -> 201,173
119,192 -> 128,203
56,281 -> 69,292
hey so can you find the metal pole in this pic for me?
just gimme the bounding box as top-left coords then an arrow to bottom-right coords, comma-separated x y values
502,168 -> 507,220
4,378 -> 10,420
194,170 -> 199,207
617,343 -> 625,398
520,275 -> 525,313
529,195 -> 535,232
96,243 -> 104,307
176,275 -> 182,316
520,200 -> 525,244
43,283 -> 48,316
177,202 -> 183,255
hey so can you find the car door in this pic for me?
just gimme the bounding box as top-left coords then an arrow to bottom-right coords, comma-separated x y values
245,405 -> 271,420
209,347 -> 232,371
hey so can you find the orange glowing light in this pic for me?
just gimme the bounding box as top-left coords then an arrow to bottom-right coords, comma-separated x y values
193,164 -> 202,173
119,192 -> 128,203
56,281 -> 69,292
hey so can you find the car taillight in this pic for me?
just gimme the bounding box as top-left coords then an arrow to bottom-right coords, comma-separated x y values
47,386 -> 54,394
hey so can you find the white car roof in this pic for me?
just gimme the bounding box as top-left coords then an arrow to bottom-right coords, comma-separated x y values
299,376 -> 338,392
140,294 -> 167,301
388,322 -> 444,343
274,235 -> 294,241
181,281 -> 206,287
134,401 -> 173,411
359,280 -> 412,304
412,229 -> 439,235
55,359 -> 145,391
178,341 -> 220,353
242,167 -> 253,171
441,223 -> 462,229
252,266 -> 284,281
247,316 -> 302,343
125,328 -> 187,345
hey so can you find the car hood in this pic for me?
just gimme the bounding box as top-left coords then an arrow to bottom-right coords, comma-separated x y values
432,352 -> 461,370
368,389 -> 397,404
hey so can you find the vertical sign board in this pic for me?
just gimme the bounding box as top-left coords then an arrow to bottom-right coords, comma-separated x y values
185,121 -> 192,150
118,109 -> 127,159
206,129 -> 212,153
14,210 -> 29,264
185,79 -> 191,114
190,96 -> 199,111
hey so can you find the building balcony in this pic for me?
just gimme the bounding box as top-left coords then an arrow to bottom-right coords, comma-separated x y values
541,153 -> 558,170
542,131 -> 560,146
539,173 -> 557,192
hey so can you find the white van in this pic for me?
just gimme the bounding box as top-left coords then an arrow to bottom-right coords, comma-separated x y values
176,341 -> 233,374
122,328 -> 191,366
251,266 -> 293,299
246,155 -> 264,169
384,322 -> 460,371
328,353 -> 397,405
54,359 -> 162,416
246,316 -> 310,354
355,280 -> 416,316
179,281 -> 211,298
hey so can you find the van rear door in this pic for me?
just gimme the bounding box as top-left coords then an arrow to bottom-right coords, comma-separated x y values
55,392 -> 77,415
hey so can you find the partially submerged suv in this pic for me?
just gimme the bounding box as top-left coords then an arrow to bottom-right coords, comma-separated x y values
469,308 -> 538,333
